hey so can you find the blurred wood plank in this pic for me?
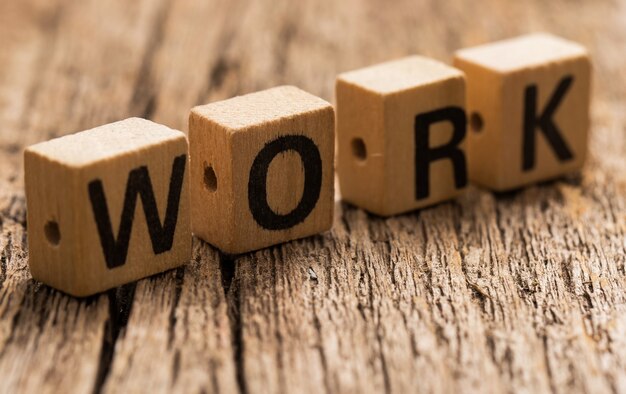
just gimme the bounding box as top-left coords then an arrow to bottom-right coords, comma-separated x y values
0,0 -> 625,393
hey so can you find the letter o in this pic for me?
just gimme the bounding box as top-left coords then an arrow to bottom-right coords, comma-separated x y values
248,135 -> 322,230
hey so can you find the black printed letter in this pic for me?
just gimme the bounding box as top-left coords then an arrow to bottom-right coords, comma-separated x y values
248,135 -> 322,231
88,154 -> 187,269
523,76 -> 575,171
414,106 -> 467,200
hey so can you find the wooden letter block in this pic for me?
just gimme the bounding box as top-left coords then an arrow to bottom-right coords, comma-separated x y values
336,56 -> 468,216
24,118 -> 191,297
454,33 -> 591,191
189,86 -> 334,254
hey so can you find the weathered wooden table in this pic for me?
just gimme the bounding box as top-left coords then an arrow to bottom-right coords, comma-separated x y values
1,1 -> 625,393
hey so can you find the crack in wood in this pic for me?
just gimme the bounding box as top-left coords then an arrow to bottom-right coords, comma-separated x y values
92,283 -> 137,394
167,266 -> 185,348
0,235 -> 11,290
219,253 -> 236,297
224,254 -> 247,394
1,195 -> 27,228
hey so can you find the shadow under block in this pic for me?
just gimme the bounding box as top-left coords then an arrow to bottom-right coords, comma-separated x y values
189,85 -> 334,254
336,56 -> 468,216
24,118 -> 191,297
454,33 -> 591,191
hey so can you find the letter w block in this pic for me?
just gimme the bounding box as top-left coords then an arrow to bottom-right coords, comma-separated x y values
24,118 -> 190,297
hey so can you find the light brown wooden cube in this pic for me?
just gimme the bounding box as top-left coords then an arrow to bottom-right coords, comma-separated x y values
24,118 -> 191,297
454,33 -> 591,191
336,56 -> 468,216
189,86 -> 334,254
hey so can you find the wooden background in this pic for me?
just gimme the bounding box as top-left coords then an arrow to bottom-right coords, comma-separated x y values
1,0 -> 625,393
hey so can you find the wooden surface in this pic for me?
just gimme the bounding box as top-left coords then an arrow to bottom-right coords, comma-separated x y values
0,1 -> 625,393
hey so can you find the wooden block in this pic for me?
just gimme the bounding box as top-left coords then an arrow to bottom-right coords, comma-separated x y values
454,33 -> 591,191
189,85 -> 334,254
336,56 -> 468,216
24,118 -> 191,297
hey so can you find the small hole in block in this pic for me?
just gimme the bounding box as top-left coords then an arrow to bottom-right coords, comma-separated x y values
44,221 -> 61,246
470,112 -> 484,133
203,164 -> 218,192
351,138 -> 367,162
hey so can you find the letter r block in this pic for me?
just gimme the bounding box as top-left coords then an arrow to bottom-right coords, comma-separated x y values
336,56 -> 468,216
189,86 -> 334,254
24,118 -> 191,297
454,33 -> 591,191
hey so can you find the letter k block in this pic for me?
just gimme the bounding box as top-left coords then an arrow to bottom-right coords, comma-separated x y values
454,33 -> 591,191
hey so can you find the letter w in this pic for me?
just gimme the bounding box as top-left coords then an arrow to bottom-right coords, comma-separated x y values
88,154 -> 186,269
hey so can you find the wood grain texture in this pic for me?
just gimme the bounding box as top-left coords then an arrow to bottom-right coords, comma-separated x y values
0,0 -> 625,393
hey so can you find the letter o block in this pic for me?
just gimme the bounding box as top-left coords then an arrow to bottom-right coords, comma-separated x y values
336,56 -> 468,216
189,86 -> 334,254
24,118 -> 191,297
454,33 -> 591,191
